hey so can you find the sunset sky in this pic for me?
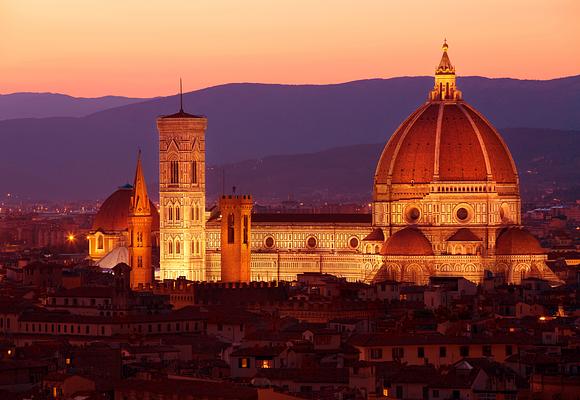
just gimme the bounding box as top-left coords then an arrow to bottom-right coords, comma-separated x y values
1,0 -> 579,97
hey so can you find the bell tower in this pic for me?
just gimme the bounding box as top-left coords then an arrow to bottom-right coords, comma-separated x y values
128,151 -> 153,287
220,195 -> 252,283
157,83 -> 208,281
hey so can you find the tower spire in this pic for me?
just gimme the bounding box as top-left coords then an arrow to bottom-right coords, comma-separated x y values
130,150 -> 151,216
429,39 -> 462,101
128,149 -> 153,287
179,78 -> 183,112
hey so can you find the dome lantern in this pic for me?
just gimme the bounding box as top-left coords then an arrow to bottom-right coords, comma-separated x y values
429,40 -> 462,101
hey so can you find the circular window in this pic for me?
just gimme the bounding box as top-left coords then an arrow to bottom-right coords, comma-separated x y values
405,206 -> 421,223
349,237 -> 359,249
456,207 -> 469,221
306,236 -> 317,249
264,236 -> 275,249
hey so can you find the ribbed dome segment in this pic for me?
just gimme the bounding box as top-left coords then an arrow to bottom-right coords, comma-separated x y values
381,227 -> 433,256
496,227 -> 545,255
375,102 -> 518,186
93,186 -> 159,232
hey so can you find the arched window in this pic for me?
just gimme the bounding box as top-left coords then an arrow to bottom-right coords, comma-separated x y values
175,206 -> 180,221
97,235 -> 104,250
191,205 -> 195,221
170,161 -> 179,184
168,240 -> 173,254
168,206 -> 173,221
176,240 -> 181,254
196,205 -> 200,221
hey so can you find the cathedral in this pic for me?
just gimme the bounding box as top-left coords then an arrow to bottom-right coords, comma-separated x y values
87,41 -> 560,287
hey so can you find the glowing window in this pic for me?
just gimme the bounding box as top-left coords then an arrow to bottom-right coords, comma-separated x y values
239,358 -> 250,368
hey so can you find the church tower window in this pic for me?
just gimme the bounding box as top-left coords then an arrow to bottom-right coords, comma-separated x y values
176,240 -> 181,254
227,214 -> 235,243
168,241 -> 173,254
243,215 -> 249,244
191,160 -> 197,184
175,206 -> 180,221
170,161 -> 179,184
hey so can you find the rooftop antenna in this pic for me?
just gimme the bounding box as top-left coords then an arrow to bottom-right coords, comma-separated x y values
179,78 -> 183,112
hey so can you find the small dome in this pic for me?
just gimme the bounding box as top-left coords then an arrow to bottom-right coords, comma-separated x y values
496,227 -> 545,255
381,227 -> 434,256
92,186 -> 159,232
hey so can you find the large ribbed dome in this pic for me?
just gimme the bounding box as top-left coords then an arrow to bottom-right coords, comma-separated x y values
375,102 -> 518,185
374,42 -> 518,188
92,185 -> 159,232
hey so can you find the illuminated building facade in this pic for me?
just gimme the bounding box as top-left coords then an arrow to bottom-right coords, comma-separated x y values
157,107 -> 208,281
90,42 -> 560,286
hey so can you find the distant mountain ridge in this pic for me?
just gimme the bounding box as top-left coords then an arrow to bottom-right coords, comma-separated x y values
0,92 -> 145,120
0,75 -> 578,201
